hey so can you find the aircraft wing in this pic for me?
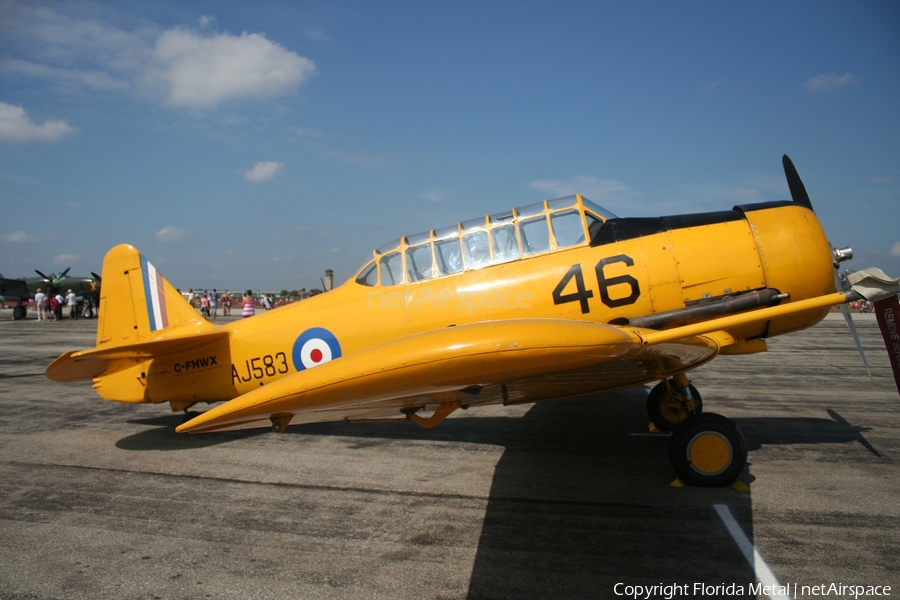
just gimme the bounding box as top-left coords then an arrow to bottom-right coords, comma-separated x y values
177,319 -> 723,434
0,277 -> 30,301
177,287 -> 867,434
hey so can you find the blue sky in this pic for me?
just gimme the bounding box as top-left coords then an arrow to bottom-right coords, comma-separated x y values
1,0 -> 898,292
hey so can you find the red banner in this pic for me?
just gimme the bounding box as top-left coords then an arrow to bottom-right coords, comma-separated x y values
874,295 -> 900,396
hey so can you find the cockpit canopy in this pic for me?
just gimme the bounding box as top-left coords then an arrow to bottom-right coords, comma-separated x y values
355,195 -> 617,287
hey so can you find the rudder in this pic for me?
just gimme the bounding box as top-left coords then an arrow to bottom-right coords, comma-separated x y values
96,244 -> 209,348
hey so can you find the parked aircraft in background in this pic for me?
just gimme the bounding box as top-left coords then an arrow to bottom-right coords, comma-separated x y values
47,156 -> 900,486
0,268 -> 101,319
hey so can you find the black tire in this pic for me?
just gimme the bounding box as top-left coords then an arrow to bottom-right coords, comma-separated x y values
647,380 -> 702,432
669,413 -> 747,487
12,305 -> 26,320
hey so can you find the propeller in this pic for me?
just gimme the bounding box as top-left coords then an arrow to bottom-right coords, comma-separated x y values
35,267 -> 70,283
782,155 -> 813,210
782,155 -> 870,378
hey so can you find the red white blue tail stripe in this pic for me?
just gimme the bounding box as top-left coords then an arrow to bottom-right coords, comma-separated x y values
141,255 -> 169,332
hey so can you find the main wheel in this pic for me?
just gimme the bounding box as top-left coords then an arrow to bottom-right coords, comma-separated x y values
669,413 -> 747,487
647,380 -> 702,432
12,305 -> 26,320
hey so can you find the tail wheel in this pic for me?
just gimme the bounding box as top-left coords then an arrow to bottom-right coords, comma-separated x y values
647,380 -> 702,432
669,413 -> 747,487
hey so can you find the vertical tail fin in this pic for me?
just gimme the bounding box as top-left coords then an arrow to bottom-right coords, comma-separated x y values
96,244 -> 211,348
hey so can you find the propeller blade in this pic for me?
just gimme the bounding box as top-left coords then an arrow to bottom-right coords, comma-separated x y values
840,303 -> 872,382
60,267 -> 71,277
91,272 -> 102,281
35,270 -> 49,279
782,155 -> 813,211
835,269 -> 871,380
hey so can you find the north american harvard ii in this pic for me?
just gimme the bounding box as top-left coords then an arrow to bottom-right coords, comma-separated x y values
47,156 -> 900,486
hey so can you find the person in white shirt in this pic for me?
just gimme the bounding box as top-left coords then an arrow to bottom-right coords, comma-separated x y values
34,289 -> 46,321
66,290 -> 77,320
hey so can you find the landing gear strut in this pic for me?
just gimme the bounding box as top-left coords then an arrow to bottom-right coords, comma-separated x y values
647,376 -> 702,432
649,374 -> 747,486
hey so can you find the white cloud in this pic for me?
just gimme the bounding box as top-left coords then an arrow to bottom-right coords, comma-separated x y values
805,73 -> 859,92
143,29 -> 316,108
155,226 -> 189,242
245,161 -> 284,182
54,254 -> 81,266
0,102 -> 75,143
0,58 -> 131,92
419,189 -> 447,203
2,230 -> 38,243
0,3 -> 154,90
891,242 -> 900,257
2,4 -> 315,110
307,29 -> 331,42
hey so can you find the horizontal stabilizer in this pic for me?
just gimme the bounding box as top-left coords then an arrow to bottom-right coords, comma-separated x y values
46,243 -> 227,384
47,327 -> 229,382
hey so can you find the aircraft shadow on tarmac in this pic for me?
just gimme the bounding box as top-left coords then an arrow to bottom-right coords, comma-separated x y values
117,389 -> 882,457
734,409 -> 882,457
115,415 -> 267,450
113,391 -> 880,598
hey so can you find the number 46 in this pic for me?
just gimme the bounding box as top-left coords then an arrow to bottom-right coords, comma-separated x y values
552,254 -> 641,314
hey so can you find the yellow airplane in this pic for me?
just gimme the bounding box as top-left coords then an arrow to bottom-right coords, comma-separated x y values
47,156 -> 900,486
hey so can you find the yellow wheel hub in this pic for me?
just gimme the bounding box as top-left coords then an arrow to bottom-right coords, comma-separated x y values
688,432 -> 732,476
660,399 -> 687,423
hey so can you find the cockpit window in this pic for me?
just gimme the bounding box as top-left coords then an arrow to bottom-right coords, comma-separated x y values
406,244 -> 434,282
547,195 -> 577,210
462,216 -> 487,231
358,195 -> 620,286
516,201 -> 545,218
435,238 -> 463,275
585,212 -> 603,240
433,224 -> 459,239
463,230 -> 491,269
581,198 -> 618,221
490,211 -> 514,224
551,210 -> 586,248
380,251 -> 403,286
356,261 -> 378,287
406,231 -> 431,246
519,216 -> 551,256
492,223 -> 520,263
377,238 -> 402,255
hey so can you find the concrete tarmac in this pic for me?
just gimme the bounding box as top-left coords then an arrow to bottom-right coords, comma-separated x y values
0,311 -> 898,599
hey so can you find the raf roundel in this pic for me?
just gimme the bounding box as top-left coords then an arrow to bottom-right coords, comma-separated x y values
292,327 -> 342,372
